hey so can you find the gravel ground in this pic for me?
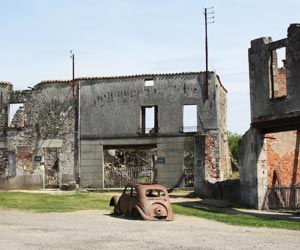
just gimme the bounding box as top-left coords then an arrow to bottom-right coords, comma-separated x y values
0,209 -> 300,250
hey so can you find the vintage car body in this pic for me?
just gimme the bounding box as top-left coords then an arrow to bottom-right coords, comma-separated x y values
109,183 -> 173,221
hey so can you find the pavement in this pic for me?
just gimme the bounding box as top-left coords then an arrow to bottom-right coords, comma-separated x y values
1,209 -> 300,250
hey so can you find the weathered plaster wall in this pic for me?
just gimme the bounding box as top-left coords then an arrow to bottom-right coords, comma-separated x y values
239,129 -> 267,209
156,136 -> 194,188
79,73 -> 218,137
80,136 -> 194,189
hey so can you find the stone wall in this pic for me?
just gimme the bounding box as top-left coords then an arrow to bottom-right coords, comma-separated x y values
0,81 -> 76,189
0,82 -> 12,128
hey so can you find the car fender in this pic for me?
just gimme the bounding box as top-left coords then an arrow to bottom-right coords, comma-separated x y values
109,195 -> 120,206
134,204 -> 152,220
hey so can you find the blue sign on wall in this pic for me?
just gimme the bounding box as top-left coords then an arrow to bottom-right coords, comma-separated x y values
34,156 -> 42,162
157,157 -> 165,164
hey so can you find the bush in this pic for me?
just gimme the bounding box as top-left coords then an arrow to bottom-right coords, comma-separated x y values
228,131 -> 242,162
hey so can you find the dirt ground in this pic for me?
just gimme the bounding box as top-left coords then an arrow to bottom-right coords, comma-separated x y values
1,209 -> 300,250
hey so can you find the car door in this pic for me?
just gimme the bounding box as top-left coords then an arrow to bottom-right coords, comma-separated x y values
118,185 -> 138,215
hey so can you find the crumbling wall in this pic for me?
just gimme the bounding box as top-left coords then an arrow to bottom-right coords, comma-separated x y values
10,107 -> 25,128
215,75 -> 231,180
239,24 -> 300,209
0,149 -> 8,176
205,132 -> 220,181
249,24 -> 300,129
0,81 -> 76,189
0,82 -> 12,128
272,58 -> 287,98
266,130 -> 300,186
21,82 -> 75,184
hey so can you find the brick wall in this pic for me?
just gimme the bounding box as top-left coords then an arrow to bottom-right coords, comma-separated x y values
266,130 -> 300,186
205,132 -> 220,182
273,66 -> 287,98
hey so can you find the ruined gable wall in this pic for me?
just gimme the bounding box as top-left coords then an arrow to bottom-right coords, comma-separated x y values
1,82 -> 76,188
80,73 -> 219,138
23,83 -> 76,180
249,24 -> 300,124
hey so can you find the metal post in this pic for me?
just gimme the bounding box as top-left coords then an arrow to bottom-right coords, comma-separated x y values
205,8 -> 208,100
203,7 -> 214,100
70,50 -> 76,99
77,81 -> 81,185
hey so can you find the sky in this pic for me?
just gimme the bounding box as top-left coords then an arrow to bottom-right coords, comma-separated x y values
0,0 -> 299,134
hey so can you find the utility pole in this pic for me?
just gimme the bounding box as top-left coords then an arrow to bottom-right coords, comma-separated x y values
70,50 -> 76,99
204,7 -> 214,99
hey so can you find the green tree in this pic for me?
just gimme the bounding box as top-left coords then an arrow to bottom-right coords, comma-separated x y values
228,131 -> 242,162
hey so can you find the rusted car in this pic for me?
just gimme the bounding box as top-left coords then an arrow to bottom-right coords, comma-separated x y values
109,183 -> 173,221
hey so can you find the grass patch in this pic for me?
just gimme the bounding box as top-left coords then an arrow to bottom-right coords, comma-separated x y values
1,191 -> 299,231
0,191 -> 111,213
173,204 -> 300,231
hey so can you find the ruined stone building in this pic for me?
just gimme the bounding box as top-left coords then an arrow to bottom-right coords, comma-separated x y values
0,71 -> 231,190
239,24 -> 300,209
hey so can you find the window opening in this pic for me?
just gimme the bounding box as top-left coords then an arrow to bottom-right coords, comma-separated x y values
145,189 -> 165,197
183,105 -> 197,132
144,79 -> 154,87
9,103 -> 24,127
125,186 -> 131,195
141,106 -> 158,134
270,47 -> 287,99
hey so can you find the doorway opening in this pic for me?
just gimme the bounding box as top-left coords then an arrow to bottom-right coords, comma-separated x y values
104,145 -> 157,188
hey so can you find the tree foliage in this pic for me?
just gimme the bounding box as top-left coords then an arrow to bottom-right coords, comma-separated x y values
228,131 -> 242,162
